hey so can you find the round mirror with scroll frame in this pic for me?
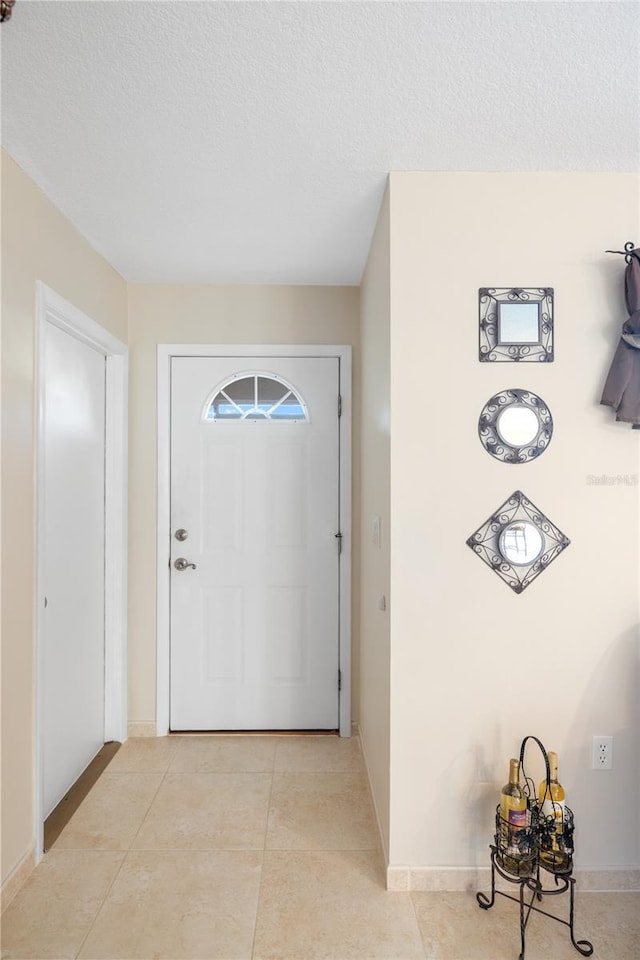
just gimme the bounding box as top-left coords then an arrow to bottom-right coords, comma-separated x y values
478,389 -> 553,464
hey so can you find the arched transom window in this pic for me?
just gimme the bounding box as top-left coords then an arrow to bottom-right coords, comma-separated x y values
204,373 -> 308,421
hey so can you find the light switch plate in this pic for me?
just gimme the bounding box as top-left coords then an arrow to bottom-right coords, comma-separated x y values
373,514 -> 381,548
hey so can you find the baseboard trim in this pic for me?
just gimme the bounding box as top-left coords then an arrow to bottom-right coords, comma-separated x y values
387,866 -> 490,892
572,868 -> 640,891
1,847 -> 35,913
387,865 -> 640,892
356,722 -> 390,867
127,721 -> 157,738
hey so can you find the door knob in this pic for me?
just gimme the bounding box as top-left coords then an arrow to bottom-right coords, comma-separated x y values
174,528 -> 188,541
174,557 -> 197,571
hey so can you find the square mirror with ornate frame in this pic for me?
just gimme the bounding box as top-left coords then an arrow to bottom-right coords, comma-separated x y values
479,288 -> 554,362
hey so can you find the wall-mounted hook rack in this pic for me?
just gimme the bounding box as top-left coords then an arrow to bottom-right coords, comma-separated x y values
605,241 -> 639,265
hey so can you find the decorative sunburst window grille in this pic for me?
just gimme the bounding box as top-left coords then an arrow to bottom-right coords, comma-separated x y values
204,374 -> 308,422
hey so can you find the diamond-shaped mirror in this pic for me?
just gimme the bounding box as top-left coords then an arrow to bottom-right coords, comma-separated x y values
466,491 -> 569,593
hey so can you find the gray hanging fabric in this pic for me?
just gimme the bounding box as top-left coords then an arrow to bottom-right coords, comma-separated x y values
601,245 -> 640,427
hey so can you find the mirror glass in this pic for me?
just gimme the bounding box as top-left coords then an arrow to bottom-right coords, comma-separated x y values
496,406 -> 540,446
499,521 -> 543,566
498,303 -> 540,344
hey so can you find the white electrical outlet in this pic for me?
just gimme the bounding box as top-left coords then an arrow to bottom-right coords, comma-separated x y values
592,735 -> 613,770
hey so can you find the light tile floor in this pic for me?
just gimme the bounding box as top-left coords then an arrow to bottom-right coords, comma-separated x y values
1,735 -> 638,960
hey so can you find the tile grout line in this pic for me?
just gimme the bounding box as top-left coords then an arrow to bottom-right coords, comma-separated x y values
122,745 -> 180,852
7,740 -> 396,960
73,759 -> 172,960
65,740 -> 366,960
71,849 -> 129,960
408,889 -> 431,960
249,739 -> 278,960
57,844 -> 378,853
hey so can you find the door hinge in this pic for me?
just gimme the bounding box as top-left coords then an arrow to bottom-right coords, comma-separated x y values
335,531 -> 342,554
338,394 -> 342,418
338,669 -> 342,691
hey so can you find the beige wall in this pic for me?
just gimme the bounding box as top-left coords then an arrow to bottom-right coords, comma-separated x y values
388,172 -> 639,875
4,152 -> 636,893
358,187 -> 391,857
1,150 -> 127,886
126,285 -> 360,726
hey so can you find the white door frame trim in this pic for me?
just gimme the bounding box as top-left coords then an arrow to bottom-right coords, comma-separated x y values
156,344 -> 352,737
34,283 -> 128,860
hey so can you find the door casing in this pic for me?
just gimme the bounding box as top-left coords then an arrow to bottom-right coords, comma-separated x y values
35,283 -> 128,860
156,344 -> 352,737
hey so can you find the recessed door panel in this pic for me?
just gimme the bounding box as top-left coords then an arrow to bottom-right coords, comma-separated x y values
266,586 -> 310,684
201,587 -> 244,684
201,438 -> 243,552
268,440 -> 309,549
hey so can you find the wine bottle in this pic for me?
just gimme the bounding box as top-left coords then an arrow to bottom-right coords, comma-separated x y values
499,758 -> 528,873
538,750 -> 568,871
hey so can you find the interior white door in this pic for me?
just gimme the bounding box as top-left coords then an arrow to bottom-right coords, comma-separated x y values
42,322 -> 106,817
170,356 -> 340,730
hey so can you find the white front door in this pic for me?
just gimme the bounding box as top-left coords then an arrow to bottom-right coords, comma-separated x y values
42,322 -> 106,817
169,356 -> 340,730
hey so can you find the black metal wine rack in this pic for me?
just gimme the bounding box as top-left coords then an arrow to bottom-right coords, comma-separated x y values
476,735 -> 594,960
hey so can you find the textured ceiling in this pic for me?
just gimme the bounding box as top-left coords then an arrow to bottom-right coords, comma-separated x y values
2,1 -> 639,284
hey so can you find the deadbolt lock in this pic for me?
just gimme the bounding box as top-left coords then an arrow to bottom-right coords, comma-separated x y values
174,528 -> 188,541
